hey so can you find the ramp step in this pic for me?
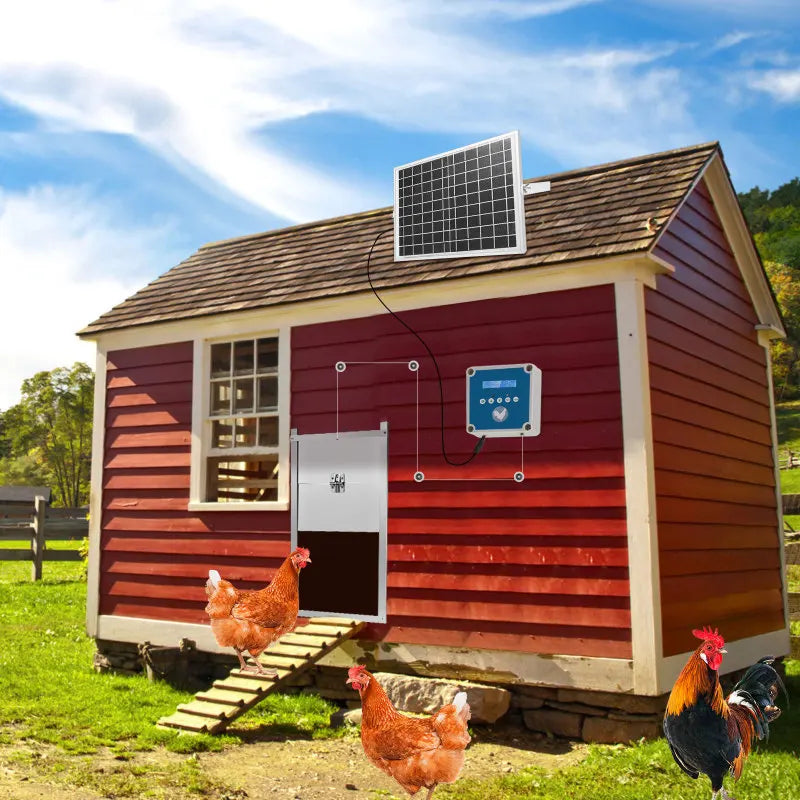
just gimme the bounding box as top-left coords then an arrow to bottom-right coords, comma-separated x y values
229,667 -> 292,681
157,711 -> 215,733
177,700 -> 243,720
212,677 -> 273,694
258,654 -> 305,669
194,689 -> 247,706
158,617 -> 364,734
266,643 -> 319,658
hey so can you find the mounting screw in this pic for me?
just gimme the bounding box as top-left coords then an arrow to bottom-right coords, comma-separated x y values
514,472 -> 524,483
467,424 -> 475,433
523,423 -> 532,431
414,471 -> 425,482
408,360 -> 419,371
525,364 -> 533,372
467,367 -> 475,376
335,361 -> 346,372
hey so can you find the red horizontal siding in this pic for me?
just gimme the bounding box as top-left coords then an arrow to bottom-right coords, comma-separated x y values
292,284 -> 629,658
99,286 -> 629,659
649,180 -> 783,657
99,340 -> 291,623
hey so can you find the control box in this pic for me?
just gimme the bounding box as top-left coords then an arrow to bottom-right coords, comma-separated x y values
466,363 -> 541,437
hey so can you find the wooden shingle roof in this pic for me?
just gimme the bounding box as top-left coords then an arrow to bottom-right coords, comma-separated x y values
80,142 -> 718,336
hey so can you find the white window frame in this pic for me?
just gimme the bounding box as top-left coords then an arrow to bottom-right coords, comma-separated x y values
189,328 -> 290,511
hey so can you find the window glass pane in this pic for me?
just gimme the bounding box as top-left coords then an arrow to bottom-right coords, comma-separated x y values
257,337 -> 279,372
234,417 -> 257,447
257,376 -> 278,412
258,416 -> 278,447
210,380 -> 231,415
234,377 -> 255,413
211,418 -> 233,448
210,343 -> 231,378
206,456 -> 279,502
233,340 -> 255,375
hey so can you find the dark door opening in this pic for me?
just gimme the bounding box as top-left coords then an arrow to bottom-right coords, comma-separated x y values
297,530 -> 379,617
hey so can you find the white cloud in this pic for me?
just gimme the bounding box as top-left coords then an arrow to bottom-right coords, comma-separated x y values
0,184 -> 175,410
748,69 -> 800,102
0,1 -> 698,223
711,31 -> 756,52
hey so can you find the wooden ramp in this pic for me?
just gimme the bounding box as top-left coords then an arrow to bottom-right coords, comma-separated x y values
157,618 -> 364,734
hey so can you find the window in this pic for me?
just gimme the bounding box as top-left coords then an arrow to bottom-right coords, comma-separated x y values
204,336 -> 281,503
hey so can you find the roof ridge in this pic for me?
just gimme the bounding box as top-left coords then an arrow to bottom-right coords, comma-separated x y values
524,141 -> 719,185
197,142 -> 718,253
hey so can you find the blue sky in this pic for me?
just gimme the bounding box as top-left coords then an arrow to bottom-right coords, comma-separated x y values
1,0 -> 798,409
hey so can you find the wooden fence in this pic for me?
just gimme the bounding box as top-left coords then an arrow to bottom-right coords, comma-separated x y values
0,496 -> 88,580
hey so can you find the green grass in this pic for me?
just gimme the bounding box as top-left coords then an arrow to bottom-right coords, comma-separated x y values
0,554 -> 344,796
776,400 -> 800,455
0,556 -> 339,758
439,662 -> 800,799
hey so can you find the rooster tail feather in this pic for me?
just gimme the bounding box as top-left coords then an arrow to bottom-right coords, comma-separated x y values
452,691 -> 470,720
208,569 -> 222,589
729,656 -> 787,741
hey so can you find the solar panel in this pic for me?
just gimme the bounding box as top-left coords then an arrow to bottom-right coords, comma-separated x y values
393,131 -> 527,262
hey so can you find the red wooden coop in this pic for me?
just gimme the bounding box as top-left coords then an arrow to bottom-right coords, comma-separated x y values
79,142 -> 791,699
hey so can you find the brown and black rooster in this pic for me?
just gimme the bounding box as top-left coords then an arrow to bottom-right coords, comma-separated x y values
663,626 -> 786,800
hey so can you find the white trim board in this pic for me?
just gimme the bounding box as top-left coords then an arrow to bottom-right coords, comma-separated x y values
97,615 -> 227,654
85,344 -> 108,638
758,331 -> 791,632
657,628 -> 791,694
95,614 -> 635,692
615,279 -> 661,695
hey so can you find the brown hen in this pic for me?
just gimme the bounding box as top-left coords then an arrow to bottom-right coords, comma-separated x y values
204,546 -> 310,675
347,665 -> 470,799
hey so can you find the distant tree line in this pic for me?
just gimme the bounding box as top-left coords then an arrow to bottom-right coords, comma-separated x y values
739,177 -> 800,400
0,363 -> 93,507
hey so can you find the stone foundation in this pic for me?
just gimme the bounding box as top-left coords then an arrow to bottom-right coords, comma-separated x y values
512,685 -> 667,743
93,639 -> 671,743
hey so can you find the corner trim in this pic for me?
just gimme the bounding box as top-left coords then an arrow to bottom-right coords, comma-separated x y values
758,335 -> 791,633
615,279 -> 661,695
85,344 -> 108,637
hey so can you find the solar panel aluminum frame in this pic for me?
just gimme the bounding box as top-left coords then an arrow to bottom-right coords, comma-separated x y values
393,130 -> 527,262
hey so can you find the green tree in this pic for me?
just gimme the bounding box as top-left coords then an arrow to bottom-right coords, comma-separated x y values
764,260 -> 800,399
739,177 -> 800,398
2,363 -> 94,507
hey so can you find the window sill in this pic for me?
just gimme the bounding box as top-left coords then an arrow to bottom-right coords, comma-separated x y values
187,501 -> 289,513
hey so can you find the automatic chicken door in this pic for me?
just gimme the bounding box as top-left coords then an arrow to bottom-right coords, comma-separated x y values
290,424 -> 387,623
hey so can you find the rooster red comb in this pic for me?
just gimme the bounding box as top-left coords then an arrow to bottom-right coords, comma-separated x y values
293,547 -> 310,559
692,626 -> 725,649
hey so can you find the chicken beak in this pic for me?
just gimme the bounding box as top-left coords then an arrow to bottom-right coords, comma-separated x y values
720,649 -> 727,654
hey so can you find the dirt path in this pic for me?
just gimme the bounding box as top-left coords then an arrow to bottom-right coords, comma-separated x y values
0,728 -> 587,799
201,728 -> 587,800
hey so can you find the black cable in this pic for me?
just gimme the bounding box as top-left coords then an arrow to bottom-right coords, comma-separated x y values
365,229 -> 486,466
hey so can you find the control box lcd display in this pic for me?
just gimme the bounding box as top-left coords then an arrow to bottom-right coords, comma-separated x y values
466,363 -> 541,437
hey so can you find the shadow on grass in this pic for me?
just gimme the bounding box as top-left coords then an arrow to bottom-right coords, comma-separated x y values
469,724 -> 576,757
